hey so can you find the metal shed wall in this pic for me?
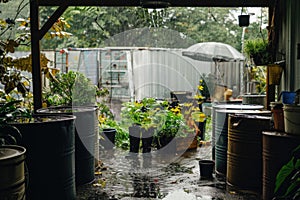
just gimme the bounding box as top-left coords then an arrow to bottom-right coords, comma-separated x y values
132,48 -> 211,100
132,48 -> 243,100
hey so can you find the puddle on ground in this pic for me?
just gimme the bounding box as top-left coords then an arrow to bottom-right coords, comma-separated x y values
77,146 -> 260,200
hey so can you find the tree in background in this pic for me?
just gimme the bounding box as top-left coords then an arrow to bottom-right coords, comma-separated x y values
1,1 -> 269,51
43,6 -> 268,51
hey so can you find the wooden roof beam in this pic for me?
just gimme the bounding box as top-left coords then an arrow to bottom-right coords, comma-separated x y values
37,0 -> 275,7
39,5 -> 68,39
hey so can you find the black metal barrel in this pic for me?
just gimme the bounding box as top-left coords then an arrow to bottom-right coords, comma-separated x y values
215,110 -> 270,178
262,131 -> 300,200
227,114 -> 271,194
12,115 -> 76,200
38,106 -> 98,186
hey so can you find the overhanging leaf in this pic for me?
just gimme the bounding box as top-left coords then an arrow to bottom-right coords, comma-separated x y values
284,177 -> 300,197
274,158 -> 295,194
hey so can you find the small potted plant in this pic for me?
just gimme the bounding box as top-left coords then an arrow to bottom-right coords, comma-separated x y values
120,100 -> 143,153
98,104 -> 129,150
153,100 -> 195,153
120,98 -> 159,153
99,118 -> 117,150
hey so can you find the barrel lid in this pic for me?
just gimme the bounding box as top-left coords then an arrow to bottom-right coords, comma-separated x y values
9,114 -> 76,124
262,131 -> 300,139
231,113 -> 271,120
37,106 -> 97,114
283,104 -> 300,109
217,109 -> 271,115
213,104 -> 264,110
242,94 -> 266,98
0,146 -> 25,161
270,102 -> 283,108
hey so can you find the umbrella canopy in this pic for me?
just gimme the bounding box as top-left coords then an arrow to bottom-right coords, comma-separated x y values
182,42 -> 245,62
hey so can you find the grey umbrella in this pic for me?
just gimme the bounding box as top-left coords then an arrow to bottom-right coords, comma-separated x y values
182,42 -> 245,85
182,42 -> 245,99
182,42 -> 245,62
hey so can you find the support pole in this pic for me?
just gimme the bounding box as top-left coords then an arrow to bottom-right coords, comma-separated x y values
30,0 -> 42,111
30,3 -> 68,111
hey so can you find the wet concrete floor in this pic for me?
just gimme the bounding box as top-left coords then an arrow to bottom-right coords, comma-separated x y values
76,144 -> 260,200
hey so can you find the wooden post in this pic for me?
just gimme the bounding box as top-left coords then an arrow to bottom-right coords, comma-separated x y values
30,2 -> 68,111
30,0 -> 42,111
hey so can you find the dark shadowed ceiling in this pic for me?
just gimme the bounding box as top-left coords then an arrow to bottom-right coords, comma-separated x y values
37,0 -> 275,7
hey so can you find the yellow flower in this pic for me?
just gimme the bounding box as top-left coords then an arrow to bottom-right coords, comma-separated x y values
134,101 -> 142,107
183,103 -> 192,107
192,107 -> 200,111
98,115 -> 106,123
194,94 -> 203,100
198,85 -> 204,91
42,102 -> 48,108
170,107 -> 180,114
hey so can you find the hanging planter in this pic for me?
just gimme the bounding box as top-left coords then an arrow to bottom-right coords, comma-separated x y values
244,38 -> 272,66
140,0 -> 170,8
268,64 -> 284,85
238,7 -> 250,27
238,15 -> 250,27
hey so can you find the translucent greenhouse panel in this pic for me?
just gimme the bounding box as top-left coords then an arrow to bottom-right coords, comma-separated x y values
66,50 -> 81,72
55,51 -> 67,72
132,49 -> 211,100
77,50 -> 98,85
99,49 -> 132,100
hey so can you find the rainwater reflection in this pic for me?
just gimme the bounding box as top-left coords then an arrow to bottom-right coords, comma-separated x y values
83,146 -> 260,200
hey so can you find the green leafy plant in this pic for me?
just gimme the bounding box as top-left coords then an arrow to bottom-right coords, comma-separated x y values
99,118 -> 129,150
244,38 -> 272,65
0,100 -> 31,146
247,65 -> 267,94
0,100 -> 31,123
120,97 -> 160,129
274,145 -> 300,200
155,101 -> 195,137
98,96 -> 130,150
43,71 -> 103,106
154,108 -> 184,138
